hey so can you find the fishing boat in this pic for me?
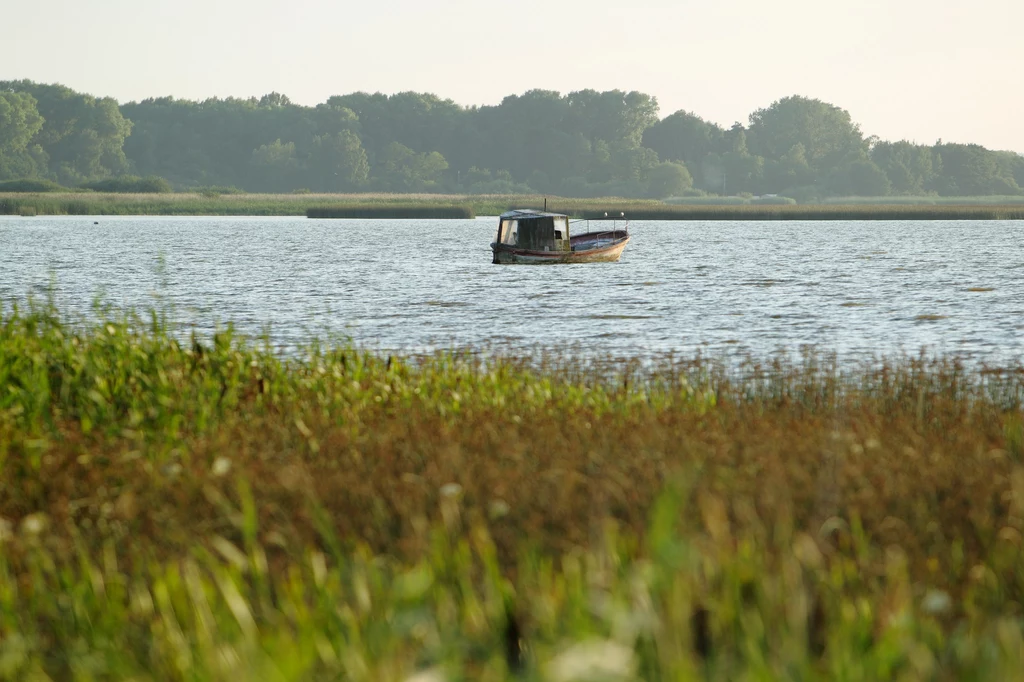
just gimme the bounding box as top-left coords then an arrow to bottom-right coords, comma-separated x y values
490,209 -> 630,264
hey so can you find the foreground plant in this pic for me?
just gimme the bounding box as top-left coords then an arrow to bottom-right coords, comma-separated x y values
1,301 -> 1023,679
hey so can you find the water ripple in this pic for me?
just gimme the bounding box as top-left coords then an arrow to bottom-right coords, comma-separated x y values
1,215 -> 1023,363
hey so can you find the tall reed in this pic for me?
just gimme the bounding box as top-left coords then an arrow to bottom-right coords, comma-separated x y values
2,300 -> 1024,678
5,192 -> 1024,219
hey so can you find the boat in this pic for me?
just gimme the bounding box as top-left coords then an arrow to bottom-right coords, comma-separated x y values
490,209 -> 630,264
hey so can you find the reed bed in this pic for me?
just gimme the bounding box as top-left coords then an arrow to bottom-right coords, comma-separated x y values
0,192 -> 640,218
552,204 -> 1024,221
822,195 -> 1024,206
6,191 -> 1024,220
2,301 -> 1024,679
308,205 -> 475,219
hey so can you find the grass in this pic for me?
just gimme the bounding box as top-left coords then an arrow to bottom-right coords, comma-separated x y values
308,205 -> 475,219
822,195 -> 1024,205
4,192 -> 1024,220
2,300 -> 1024,678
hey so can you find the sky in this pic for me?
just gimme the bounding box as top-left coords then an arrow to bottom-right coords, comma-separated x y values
4,0 -> 1023,153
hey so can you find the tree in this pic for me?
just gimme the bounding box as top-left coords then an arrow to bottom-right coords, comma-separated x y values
721,150 -> 764,195
0,81 -> 132,184
871,141 -> 937,195
748,96 -> 865,174
610,144 -> 660,184
305,130 -> 369,192
11,80 -> 1022,200
0,91 -> 45,179
828,159 -> 891,196
462,167 -> 534,194
475,90 -> 574,182
258,92 -> 292,108
375,142 -> 448,191
1010,153 -> 1024,190
763,143 -> 814,193
566,89 -> 659,148
326,91 -> 467,172
932,143 -> 1020,196
642,110 -> 723,167
646,161 -> 693,198
248,139 -> 299,191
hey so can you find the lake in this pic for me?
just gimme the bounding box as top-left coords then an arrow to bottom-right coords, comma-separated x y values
2,215 -> 1023,363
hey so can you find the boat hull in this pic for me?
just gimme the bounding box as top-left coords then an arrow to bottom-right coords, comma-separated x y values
491,231 -> 630,264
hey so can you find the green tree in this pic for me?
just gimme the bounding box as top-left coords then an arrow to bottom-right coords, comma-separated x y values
763,143 -> 814,192
871,141 -> 937,195
1,81 -> 132,184
0,91 -> 45,179
642,110 -> 723,168
586,140 -> 615,183
704,125 -> 765,194
566,89 -> 659,148
305,130 -> 369,191
827,159 -> 891,196
258,92 -> 292,108
476,90 -> 578,182
248,139 -> 300,191
327,91 -> 467,171
646,161 -> 693,198
609,144 -> 660,183
1011,154 -> 1024,190
932,143 -> 1020,196
748,96 -> 865,174
375,142 -> 448,191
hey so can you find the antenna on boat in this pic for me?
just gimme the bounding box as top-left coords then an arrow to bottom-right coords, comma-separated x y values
544,197 -> 547,212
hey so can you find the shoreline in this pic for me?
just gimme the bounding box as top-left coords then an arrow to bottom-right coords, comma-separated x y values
3,191 -> 1024,219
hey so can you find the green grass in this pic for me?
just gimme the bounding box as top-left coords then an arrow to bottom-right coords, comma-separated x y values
2,300 -> 1024,678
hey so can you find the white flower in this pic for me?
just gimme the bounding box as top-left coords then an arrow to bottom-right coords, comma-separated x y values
20,513 -> 48,536
440,483 -> 462,498
921,589 -> 952,615
212,457 -> 232,477
546,639 -> 635,682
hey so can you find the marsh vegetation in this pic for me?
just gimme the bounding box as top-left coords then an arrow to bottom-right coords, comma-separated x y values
5,191 -> 1024,220
2,301 -> 1024,678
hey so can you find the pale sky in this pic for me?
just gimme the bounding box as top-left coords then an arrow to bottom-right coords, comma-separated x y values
4,0 -> 1023,152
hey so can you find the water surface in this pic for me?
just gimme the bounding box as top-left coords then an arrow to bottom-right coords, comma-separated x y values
2,215 -> 1022,363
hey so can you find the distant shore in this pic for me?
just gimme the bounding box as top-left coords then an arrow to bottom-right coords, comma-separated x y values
3,192 -> 1024,220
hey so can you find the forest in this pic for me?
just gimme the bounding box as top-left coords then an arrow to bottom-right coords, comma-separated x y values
2,79 -> 1023,200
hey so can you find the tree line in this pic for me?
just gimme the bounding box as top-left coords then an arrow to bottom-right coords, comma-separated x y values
2,80 -> 1022,199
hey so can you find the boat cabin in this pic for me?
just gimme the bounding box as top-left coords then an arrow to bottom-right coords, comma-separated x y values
495,210 -> 571,253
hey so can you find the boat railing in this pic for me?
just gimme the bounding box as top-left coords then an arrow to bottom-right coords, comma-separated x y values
569,213 -> 629,240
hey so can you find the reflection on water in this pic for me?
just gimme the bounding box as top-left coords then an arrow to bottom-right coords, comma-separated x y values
1,215 -> 1023,363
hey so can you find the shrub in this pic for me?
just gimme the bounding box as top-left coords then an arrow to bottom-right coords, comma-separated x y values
664,195 -> 749,205
0,178 -> 69,193
79,175 -> 173,193
192,185 -> 246,198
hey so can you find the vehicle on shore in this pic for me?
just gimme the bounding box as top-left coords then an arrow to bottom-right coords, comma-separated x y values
490,209 -> 630,264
